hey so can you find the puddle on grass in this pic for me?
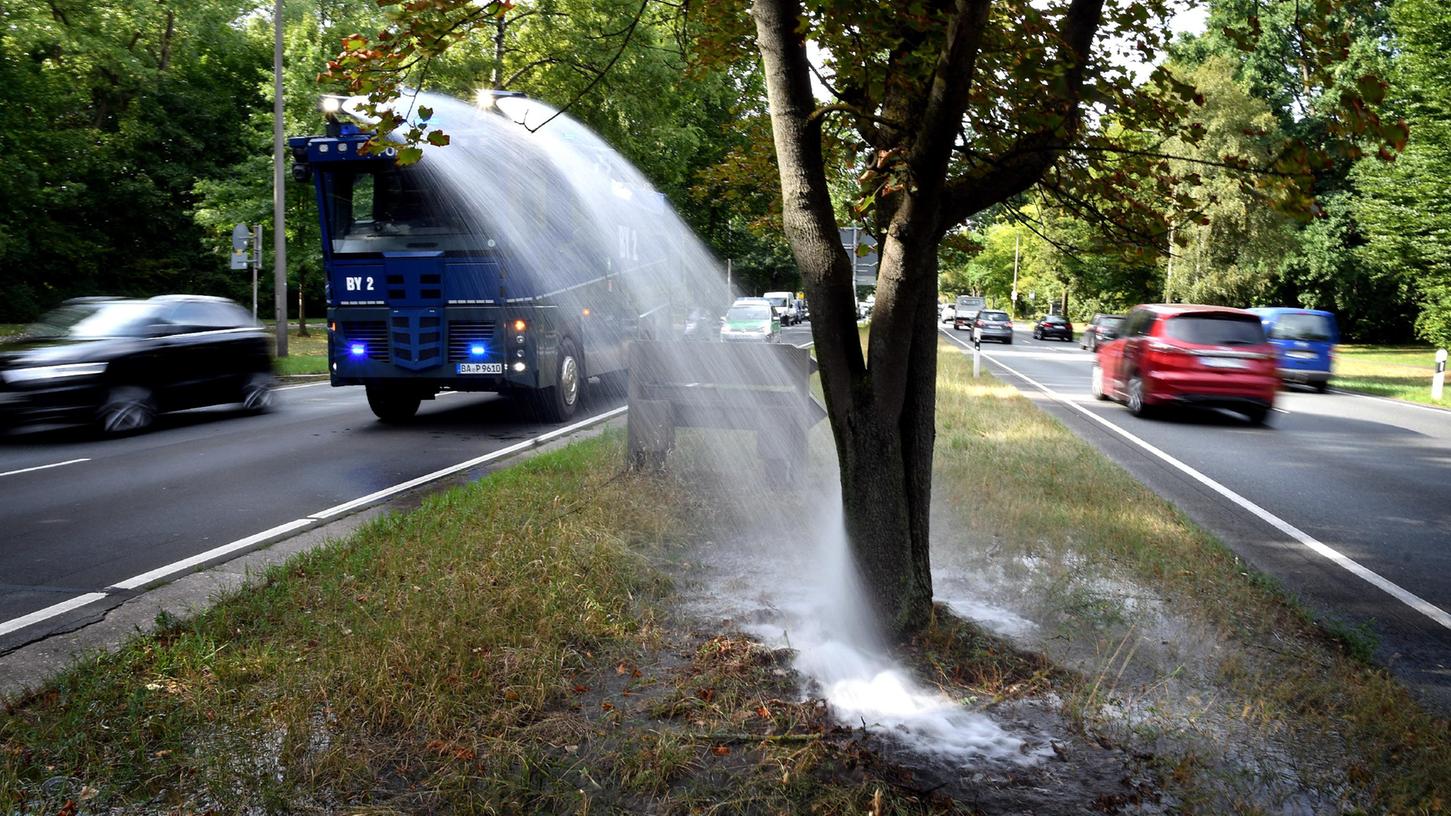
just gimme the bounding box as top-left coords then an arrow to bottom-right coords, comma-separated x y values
926,506 -> 1368,814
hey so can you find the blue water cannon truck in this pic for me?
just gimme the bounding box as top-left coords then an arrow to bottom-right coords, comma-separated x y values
289,92 -> 664,423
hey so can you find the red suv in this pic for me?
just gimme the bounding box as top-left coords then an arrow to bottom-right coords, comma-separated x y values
1091,304 -> 1279,424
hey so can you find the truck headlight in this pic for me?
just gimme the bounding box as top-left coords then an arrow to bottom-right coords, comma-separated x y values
1,362 -> 108,384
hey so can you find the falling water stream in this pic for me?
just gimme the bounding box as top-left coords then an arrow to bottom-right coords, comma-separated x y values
371,90 -> 1044,767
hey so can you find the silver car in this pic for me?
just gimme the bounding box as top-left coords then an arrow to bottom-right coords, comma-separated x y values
970,310 -> 1014,344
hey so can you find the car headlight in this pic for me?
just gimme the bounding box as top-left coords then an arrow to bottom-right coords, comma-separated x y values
1,362 -> 108,384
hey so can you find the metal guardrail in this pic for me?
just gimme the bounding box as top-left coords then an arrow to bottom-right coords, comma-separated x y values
625,340 -> 827,480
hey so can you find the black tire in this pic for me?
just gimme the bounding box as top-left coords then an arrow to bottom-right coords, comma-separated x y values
240,373 -> 275,414
97,385 -> 156,436
1245,406 -> 1270,426
1004,337 -> 1013,345
1313,380 -> 1329,394
1090,365 -> 1108,401
366,385 -> 421,423
534,337 -> 583,422
1127,376 -> 1154,418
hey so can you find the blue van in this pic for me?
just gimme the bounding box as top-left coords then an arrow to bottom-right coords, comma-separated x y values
1247,307 -> 1339,392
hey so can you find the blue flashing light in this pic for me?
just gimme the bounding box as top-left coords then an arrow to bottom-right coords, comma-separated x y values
470,343 -> 487,357
350,343 -> 367,358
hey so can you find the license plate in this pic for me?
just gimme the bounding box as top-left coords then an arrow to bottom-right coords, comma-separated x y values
1287,351 -> 1317,359
457,363 -> 502,374
1201,357 -> 1247,369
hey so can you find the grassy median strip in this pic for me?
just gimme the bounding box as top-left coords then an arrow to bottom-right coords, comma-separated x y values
1334,345 -> 1447,407
933,338 -> 1450,813
0,436 -> 689,812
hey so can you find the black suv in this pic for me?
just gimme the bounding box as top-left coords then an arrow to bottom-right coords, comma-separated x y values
1033,314 -> 1073,342
0,296 -> 273,434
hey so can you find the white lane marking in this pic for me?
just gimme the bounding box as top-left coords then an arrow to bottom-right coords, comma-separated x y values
112,519 -> 315,591
275,381 -> 328,392
1327,387 -> 1451,415
942,329 -> 1451,633
309,405 -> 628,520
0,458 -> 90,478
0,593 -> 111,637
0,405 -> 629,638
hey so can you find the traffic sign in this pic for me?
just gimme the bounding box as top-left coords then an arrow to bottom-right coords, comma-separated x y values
231,223 -> 252,270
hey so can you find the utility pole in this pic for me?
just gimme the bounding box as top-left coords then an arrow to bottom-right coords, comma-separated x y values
1164,224 -> 1174,304
272,0 -> 288,357
1011,232 -> 1020,316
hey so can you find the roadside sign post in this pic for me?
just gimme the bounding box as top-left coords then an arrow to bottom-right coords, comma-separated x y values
232,223 -> 263,319
972,330 -> 982,378
1434,349 -> 1447,401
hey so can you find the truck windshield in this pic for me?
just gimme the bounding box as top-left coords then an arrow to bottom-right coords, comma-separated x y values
325,163 -> 475,254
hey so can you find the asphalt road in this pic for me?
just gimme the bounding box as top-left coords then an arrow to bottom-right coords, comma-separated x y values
0,325 -> 816,656
0,379 -> 628,653
940,324 -> 1451,711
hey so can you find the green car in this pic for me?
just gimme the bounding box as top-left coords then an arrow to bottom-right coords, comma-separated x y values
720,301 -> 781,343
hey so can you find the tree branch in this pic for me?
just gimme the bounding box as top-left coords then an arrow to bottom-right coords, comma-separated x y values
939,0 -> 1106,227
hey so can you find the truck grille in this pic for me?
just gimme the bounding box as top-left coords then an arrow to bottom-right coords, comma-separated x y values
447,321 -> 497,363
339,321 -> 390,362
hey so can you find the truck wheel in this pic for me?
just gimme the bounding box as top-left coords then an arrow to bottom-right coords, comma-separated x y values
535,337 -> 582,422
366,385 -> 421,423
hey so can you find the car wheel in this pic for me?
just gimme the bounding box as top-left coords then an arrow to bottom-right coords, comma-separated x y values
1004,337 -> 1013,345
534,337 -> 583,422
1313,380 -> 1329,394
1245,406 -> 1270,426
366,385 -> 421,423
97,386 -> 156,436
1127,376 -> 1153,418
240,373 -> 275,414
1090,365 -> 1107,401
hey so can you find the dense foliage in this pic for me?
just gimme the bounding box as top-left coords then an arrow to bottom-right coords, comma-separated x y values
0,0 -> 790,323
1,0 -> 1446,345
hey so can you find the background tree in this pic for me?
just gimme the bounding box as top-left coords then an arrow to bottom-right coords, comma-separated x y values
1349,0 -> 1451,346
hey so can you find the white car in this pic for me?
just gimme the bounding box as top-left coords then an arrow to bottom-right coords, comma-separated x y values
939,303 -> 956,324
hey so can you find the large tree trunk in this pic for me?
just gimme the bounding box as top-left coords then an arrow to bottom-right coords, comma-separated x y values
753,0 -> 941,638
837,247 -> 940,636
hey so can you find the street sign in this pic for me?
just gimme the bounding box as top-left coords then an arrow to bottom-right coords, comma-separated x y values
231,223 -> 252,270
838,226 -> 879,288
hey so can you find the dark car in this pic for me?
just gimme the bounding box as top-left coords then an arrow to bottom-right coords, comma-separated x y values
1033,314 -> 1073,341
0,296 -> 273,435
1080,313 -> 1124,351
1091,304 -> 1279,424
970,310 -> 1014,344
